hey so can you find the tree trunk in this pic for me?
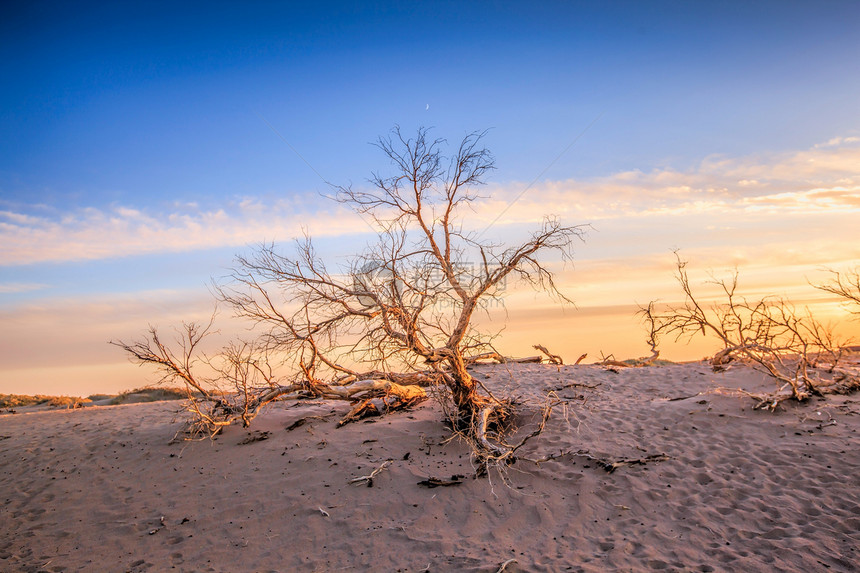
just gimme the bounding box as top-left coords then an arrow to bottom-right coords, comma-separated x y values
446,350 -> 481,418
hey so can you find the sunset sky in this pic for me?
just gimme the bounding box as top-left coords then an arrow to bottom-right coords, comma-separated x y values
2,1 -> 860,395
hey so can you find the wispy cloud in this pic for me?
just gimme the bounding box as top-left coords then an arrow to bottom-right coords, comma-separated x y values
474,136 -> 860,223
0,198 -> 366,266
0,282 -> 48,294
814,136 -> 860,148
2,137 -> 858,266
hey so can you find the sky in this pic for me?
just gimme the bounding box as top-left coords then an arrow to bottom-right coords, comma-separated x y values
2,1 -> 860,395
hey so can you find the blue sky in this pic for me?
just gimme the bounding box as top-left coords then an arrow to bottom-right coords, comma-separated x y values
4,0 -> 858,210
2,1 -> 860,394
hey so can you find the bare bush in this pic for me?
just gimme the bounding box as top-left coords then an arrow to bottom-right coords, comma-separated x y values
114,127 -> 585,460
644,253 -> 859,409
596,301 -> 663,369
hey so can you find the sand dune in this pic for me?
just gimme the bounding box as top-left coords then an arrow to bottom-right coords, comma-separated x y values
1,363 -> 859,572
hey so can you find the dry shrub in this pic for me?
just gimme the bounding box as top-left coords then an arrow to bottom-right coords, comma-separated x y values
644,253 -> 859,409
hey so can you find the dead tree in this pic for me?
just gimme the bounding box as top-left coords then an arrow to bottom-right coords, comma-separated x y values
643,253 -> 859,409
114,127 -> 586,459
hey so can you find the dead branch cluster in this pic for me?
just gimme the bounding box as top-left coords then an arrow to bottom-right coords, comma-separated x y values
113,319 -> 443,441
114,126 -> 585,461
642,253 -> 860,409
816,266 -> 860,314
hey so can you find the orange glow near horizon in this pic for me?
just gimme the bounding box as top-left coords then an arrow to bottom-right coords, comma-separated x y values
2,275 -> 858,397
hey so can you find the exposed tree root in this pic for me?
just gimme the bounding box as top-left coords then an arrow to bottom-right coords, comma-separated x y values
443,393 -> 575,473
337,399 -> 380,426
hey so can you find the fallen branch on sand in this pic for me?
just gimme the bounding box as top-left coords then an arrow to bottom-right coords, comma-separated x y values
575,451 -> 672,473
533,344 -> 563,365
526,449 -> 672,473
113,324 -> 565,448
556,381 -> 599,390
465,351 -> 543,365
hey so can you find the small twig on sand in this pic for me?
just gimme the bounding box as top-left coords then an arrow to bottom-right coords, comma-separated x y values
349,460 -> 392,487
496,558 -> 518,572
417,476 -> 465,488
558,381 -> 599,390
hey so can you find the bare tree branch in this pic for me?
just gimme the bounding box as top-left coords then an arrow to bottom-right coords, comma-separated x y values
815,266 -> 860,315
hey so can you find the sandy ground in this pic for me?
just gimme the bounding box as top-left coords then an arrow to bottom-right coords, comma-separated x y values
1,362 -> 859,572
